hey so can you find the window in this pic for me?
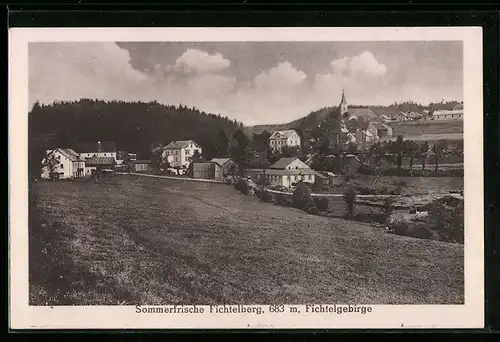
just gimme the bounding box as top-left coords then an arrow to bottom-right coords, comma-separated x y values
60,164 -> 63,168
185,156 -> 189,162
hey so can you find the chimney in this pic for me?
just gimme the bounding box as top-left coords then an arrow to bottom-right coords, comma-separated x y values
97,141 -> 102,152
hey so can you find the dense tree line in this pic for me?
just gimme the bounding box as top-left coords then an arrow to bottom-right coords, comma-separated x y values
29,99 -> 242,178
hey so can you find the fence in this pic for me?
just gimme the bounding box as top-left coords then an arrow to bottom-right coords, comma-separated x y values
118,172 -> 225,184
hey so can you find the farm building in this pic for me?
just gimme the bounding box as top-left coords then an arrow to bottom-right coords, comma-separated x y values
432,109 -> 464,121
75,141 -> 117,161
319,171 -> 342,187
128,160 -> 152,172
41,148 -> 86,180
243,168 -> 322,188
210,158 -> 240,176
269,157 -> 309,170
192,162 -> 223,180
84,156 -> 115,176
244,156 -> 322,188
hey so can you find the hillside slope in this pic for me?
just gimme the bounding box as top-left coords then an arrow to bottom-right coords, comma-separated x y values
30,175 -> 464,305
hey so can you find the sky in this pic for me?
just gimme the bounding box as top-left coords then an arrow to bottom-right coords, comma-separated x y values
29,41 -> 463,126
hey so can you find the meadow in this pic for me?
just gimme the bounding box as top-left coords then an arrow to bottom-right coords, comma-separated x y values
29,175 -> 464,305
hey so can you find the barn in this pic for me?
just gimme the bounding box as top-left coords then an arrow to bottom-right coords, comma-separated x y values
192,162 -> 223,180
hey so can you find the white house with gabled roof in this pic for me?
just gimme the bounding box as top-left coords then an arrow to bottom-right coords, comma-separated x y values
161,140 -> 202,168
269,130 -> 301,152
41,148 -> 86,180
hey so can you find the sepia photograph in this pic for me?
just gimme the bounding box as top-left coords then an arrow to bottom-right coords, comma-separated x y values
9,27 -> 484,329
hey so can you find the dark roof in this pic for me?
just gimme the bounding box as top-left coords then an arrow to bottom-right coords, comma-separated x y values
163,140 -> 201,149
55,148 -> 82,161
348,108 -> 378,118
370,122 -> 389,130
85,157 -> 115,166
75,141 -> 116,153
244,168 -> 319,176
193,162 -> 219,171
210,158 -> 236,166
269,130 -> 299,140
269,157 -> 300,169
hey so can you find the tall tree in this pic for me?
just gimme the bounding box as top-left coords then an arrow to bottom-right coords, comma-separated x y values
231,129 -> 249,163
404,140 -> 418,176
395,135 -> 404,171
215,129 -> 229,157
420,141 -> 430,172
432,140 -> 448,172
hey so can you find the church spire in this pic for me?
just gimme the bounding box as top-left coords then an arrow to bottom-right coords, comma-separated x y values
341,89 -> 346,104
339,89 -> 348,115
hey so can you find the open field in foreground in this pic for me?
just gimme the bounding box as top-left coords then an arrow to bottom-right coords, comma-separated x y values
30,175 -> 464,305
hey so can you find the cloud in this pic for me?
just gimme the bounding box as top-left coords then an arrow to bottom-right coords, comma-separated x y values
253,62 -> 307,90
29,42 -> 152,106
329,51 -> 387,77
29,43 -> 461,127
167,48 -> 231,74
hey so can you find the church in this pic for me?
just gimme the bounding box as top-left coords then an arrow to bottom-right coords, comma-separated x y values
338,90 -> 393,143
338,89 -> 379,121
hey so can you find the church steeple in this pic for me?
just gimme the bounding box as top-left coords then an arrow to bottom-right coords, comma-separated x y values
339,89 -> 348,115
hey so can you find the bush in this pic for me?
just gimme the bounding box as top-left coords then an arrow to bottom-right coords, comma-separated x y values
275,193 -> 293,207
343,184 -> 357,216
405,225 -> 434,240
292,184 -> 313,210
234,179 -> 249,195
305,204 -> 320,215
382,197 -> 395,222
390,217 -> 410,236
259,189 -> 273,203
388,216 -> 436,241
427,198 -> 464,244
313,197 -> 329,212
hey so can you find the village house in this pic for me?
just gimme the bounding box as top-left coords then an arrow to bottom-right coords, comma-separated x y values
76,141 -> 117,161
243,157 -> 322,188
41,148 -> 86,180
268,130 -> 301,152
354,122 -> 392,144
192,162 -> 224,180
128,160 -> 152,173
161,140 -> 202,169
367,122 -> 393,140
210,158 -> 240,176
84,156 -> 115,176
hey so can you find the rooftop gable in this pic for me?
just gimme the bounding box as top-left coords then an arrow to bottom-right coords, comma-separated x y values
163,140 -> 201,149
269,130 -> 298,140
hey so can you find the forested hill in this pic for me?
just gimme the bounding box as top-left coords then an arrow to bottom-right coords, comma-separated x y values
244,107 -> 335,136
244,101 -> 462,136
29,99 -> 242,158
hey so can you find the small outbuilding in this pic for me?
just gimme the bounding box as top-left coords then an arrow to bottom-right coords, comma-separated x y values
192,162 -> 223,180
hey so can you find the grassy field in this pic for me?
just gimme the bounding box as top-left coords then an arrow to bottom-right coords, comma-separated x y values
388,120 -> 463,136
29,175 -> 464,305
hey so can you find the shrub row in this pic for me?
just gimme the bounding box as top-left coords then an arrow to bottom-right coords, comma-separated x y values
387,195 -> 464,244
